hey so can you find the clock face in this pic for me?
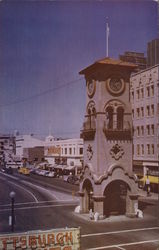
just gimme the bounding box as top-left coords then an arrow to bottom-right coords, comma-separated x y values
107,77 -> 125,95
87,80 -> 96,98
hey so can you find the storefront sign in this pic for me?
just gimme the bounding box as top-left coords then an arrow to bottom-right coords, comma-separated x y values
48,146 -> 61,155
0,227 -> 80,250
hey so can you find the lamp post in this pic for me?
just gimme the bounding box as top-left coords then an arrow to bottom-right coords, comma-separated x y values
9,191 -> 16,232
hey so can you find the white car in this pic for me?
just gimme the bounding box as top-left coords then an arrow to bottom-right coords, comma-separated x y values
45,171 -> 56,178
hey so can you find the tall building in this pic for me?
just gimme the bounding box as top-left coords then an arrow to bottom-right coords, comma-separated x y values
119,51 -> 147,71
79,58 -> 138,218
130,64 -> 159,191
147,39 -> 159,67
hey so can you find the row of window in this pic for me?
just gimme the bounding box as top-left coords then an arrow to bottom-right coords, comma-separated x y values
132,104 -> 155,118
61,147 -> 83,156
131,84 -> 154,101
135,144 -> 155,156
136,124 -> 154,136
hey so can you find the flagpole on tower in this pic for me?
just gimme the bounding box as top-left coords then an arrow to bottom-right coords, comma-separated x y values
106,17 -> 109,58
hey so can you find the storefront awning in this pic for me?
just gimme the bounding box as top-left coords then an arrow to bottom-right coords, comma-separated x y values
141,176 -> 159,184
65,166 -> 75,171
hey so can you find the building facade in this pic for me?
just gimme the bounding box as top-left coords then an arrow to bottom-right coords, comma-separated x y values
15,134 -> 83,170
15,134 -> 45,162
130,64 -> 159,183
79,58 -> 138,219
44,135 -> 83,169
0,134 -> 16,167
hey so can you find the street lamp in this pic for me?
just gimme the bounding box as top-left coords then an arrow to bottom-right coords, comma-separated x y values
9,191 -> 16,232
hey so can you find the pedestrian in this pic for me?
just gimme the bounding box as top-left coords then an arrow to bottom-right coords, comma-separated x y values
145,177 -> 150,196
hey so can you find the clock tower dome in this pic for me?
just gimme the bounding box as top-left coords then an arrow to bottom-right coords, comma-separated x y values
79,58 -> 139,218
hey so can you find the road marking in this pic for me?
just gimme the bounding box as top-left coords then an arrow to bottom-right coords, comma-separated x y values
21,180 -> 78,201
21,180 -> 59,200
117,247 -> 125,250
85,239 -> 159,250
0,172 -> 19,180
0,202 -> 78,212
82,226 -> 159,237
0,199 -> 78,207
8,181 -> 39,203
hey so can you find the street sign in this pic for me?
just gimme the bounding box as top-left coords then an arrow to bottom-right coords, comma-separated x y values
0,227 -> 80,250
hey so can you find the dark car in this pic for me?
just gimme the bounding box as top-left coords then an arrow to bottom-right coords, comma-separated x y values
67,175 -> 79,185
1,167 -> 13,174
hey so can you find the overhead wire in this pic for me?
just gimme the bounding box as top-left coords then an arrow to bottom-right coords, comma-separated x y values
0,77 -> 84,108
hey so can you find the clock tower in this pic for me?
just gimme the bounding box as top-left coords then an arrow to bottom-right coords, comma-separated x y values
79,58 -> 138,218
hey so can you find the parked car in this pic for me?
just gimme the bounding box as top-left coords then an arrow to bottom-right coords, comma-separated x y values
44,171 -> 56,178
1,167 -> 13,174
67,175 -> 80,185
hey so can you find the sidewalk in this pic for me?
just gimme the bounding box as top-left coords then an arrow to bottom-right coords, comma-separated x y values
138,188 -> 159,201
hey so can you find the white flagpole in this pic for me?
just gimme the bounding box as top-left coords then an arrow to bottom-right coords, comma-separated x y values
106,18 -> 109,57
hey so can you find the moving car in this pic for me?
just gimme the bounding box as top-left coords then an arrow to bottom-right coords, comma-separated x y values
18,167 -> 30,175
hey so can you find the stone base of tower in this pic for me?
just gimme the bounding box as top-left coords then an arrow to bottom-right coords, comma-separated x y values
93,196 -> 106,219
79,165 -> 139,220
125,194 -> 139,218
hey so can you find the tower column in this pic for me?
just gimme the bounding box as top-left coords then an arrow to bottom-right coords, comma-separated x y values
126,193 -> 139,218
92,196 -> 105,219
113,106 -> 118,129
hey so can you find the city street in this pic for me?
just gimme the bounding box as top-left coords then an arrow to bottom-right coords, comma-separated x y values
0,171 -> 158,249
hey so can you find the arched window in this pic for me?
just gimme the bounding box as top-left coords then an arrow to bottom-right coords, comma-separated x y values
117,107 -> 124,130
106,106 -> 113,129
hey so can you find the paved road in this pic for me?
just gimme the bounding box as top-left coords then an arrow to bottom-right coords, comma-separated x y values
0,171 -> 159,250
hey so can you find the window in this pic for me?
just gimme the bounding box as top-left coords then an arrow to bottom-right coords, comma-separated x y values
151,124 -> 154,135
146,105 -> 150,116
151,85 -> 154,96
137,89 -> 140,99
141,88 -> 144,98
146,86 -> 150,97
106,106 -> 113,129
151,144 -> 154,155
147,144 -> 150,155
74,148 -> 76,155
141,126 -> 144,135
65,148 -> 67,155
79,148 -> 83,155
141,144 -> 144,155
69,148 -> 72,155
141,107 -> 144,117
132,144 -> 134,155
132,109 -> 134,118
117,107 -> 124,130
131,91 -> 134,100
137,126 -> 140,136
146,125 -> 150,135
137,108 -> 140,118
151,104 -> 154,116
137,144 -> 140,156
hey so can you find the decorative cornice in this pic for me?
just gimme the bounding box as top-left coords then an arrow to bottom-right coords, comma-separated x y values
80,164 -> 137,185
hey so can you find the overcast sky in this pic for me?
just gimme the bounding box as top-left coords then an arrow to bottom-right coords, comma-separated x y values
0,0 -> 158,138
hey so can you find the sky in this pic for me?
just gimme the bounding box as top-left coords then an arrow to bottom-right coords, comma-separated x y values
0,0 -> 158,138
